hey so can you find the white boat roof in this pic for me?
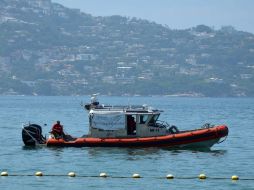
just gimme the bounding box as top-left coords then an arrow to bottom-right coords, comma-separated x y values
89,104 -> 162,115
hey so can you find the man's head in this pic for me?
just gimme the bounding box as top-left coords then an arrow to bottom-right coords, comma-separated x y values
57,121 -> 60,124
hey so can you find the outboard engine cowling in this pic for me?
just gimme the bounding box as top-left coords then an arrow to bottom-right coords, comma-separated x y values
22,124 -> 46,146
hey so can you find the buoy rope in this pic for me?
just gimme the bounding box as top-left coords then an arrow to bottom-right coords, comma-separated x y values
1,172 -> 252,180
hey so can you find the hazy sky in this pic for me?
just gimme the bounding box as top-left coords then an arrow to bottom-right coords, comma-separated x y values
52,0 -> 254,33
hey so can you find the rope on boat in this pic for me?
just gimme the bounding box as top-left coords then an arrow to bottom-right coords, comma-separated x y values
217,135 -> 228,144
1,171 -> 252,181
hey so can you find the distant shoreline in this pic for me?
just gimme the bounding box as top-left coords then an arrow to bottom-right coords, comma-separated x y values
0,94 -> 252,98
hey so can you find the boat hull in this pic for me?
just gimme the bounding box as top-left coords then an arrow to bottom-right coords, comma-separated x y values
46,125 -> 228,148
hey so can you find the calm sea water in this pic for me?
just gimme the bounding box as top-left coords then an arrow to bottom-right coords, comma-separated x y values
0,96 -> 254,190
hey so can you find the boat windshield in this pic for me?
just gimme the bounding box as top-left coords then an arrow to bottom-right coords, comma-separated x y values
148,114 -> 160,125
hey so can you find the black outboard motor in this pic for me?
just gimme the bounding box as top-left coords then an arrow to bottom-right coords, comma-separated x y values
22,124 -> 46,146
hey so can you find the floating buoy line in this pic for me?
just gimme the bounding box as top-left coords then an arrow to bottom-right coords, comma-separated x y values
0,171 -> 251,181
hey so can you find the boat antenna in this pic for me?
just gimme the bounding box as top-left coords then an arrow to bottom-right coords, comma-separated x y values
128,97 -> 131,109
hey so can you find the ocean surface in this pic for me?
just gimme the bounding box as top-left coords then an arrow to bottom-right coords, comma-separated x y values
0,96 -> 254,190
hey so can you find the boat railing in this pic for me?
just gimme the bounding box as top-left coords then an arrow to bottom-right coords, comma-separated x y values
154,120 -> 170,128
93,104 -> 152,112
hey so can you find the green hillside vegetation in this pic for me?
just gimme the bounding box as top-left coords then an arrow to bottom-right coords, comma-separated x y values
0,0 -> 254,96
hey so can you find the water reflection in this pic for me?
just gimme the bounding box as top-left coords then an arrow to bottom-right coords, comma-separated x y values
86,147 -> 161,158
22,145 -> 227,158
22,145 -> 45,151
162,147 -> 227,156
46,147 -> 66,157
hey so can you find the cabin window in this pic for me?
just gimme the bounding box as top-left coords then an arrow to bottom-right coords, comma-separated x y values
148,114 -> 159,125
140,115 -> 148,124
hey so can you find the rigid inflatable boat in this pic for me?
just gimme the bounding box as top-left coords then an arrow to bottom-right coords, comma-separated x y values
22,95 -> 228,148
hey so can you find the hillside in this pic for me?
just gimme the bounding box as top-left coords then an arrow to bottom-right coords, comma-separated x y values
0,0 -> 254,96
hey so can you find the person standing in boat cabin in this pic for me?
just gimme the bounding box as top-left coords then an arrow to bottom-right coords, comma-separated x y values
127,115 -> 136,135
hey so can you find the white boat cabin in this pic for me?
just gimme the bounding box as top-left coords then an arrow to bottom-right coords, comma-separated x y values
86,104 -> 168,138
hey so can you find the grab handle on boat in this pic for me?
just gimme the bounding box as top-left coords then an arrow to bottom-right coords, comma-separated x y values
202,123 -> 214,129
